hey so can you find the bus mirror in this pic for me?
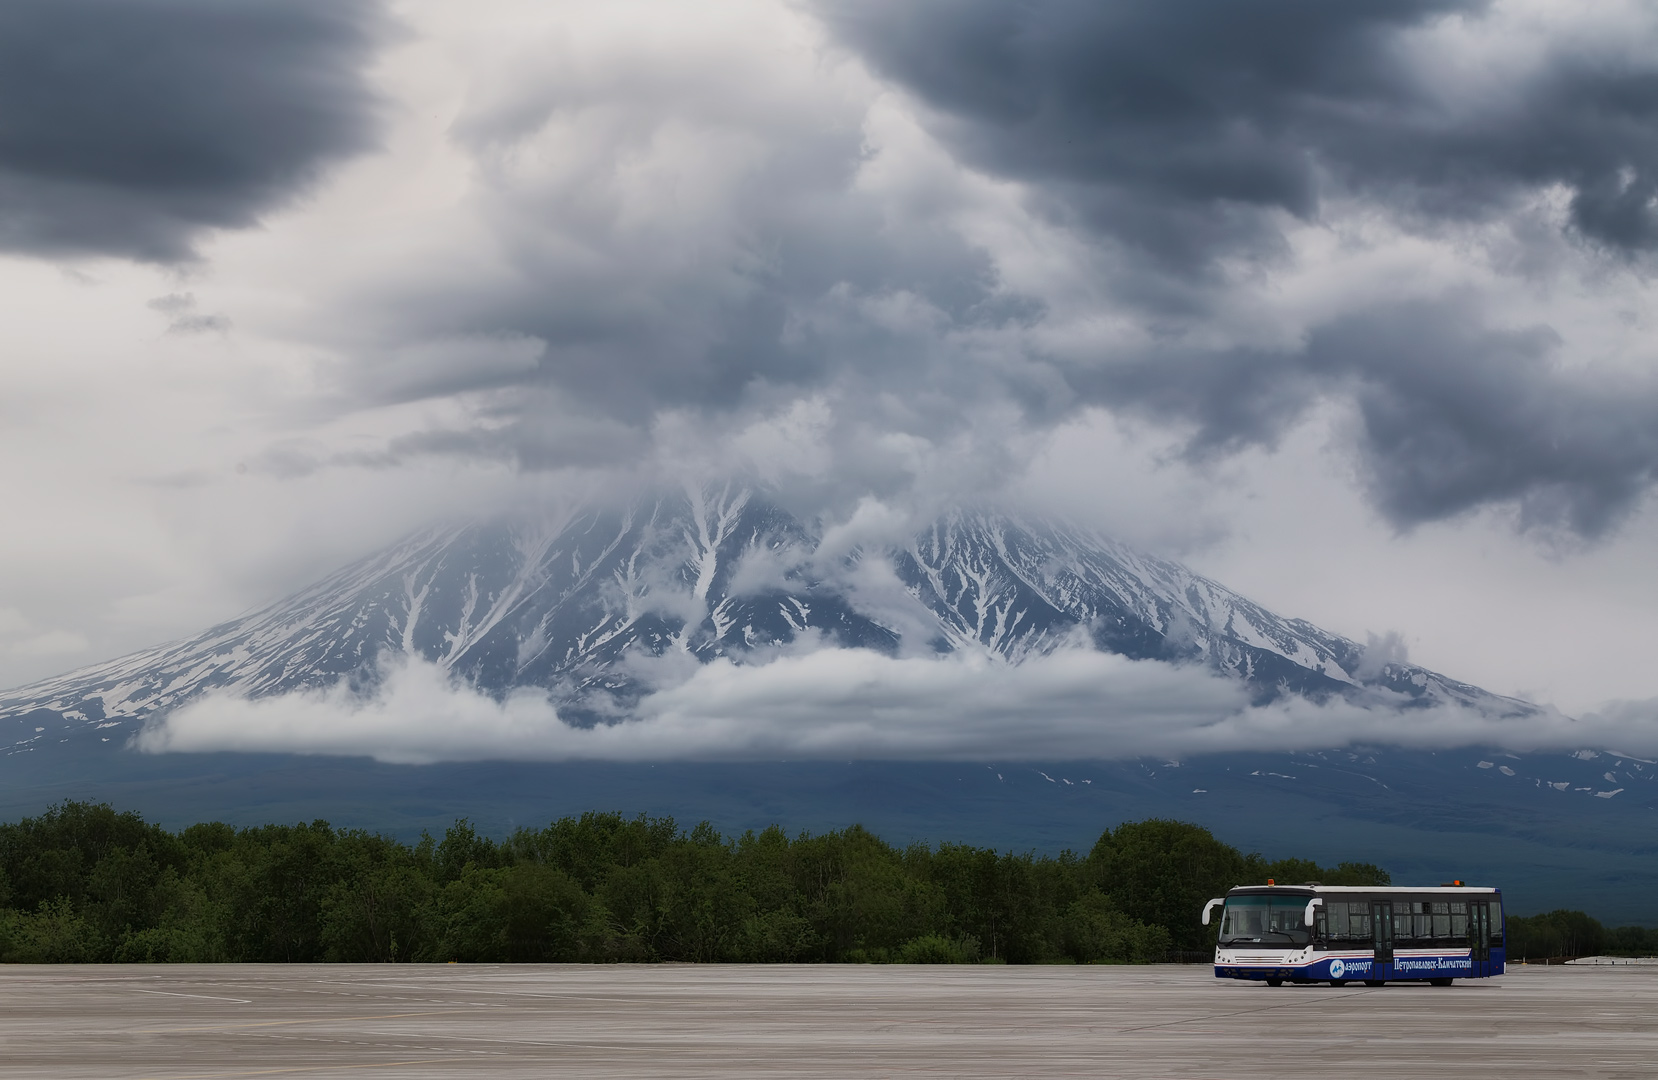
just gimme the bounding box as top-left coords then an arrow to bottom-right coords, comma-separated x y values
1304,897 -> 1324,927
1201,898 -> 1224,925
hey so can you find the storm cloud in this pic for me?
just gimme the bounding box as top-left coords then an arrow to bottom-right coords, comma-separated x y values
792,0 -> 1658,535
0,0 -> 387,261
214,0 -> 1658,541
4,0 -> 1658,716
816,0 -> 1658,264
2,0 -> 1646,540
1091,299 -> 1658,536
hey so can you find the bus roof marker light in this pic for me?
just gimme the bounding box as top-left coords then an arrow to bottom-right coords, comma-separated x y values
1267,878 -> 1275,886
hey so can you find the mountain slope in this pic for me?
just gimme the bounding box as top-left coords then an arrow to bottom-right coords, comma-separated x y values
1,486 -> 1538,755
899,511 -> 1507,708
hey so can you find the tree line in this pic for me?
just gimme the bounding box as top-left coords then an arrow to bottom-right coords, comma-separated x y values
1506,909 -> 1658,961
1,801 -> 1392,964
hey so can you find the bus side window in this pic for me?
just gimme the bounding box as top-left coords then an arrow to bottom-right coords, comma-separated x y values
1325,901 -> 1347,941
1431,902 -> 1450,939
1490,899 -> 1505,947
1394,910 -> 1414,947
1450,901 -> 1469,945
1413,901 -> 1433,942
1353,906 -> 1370,939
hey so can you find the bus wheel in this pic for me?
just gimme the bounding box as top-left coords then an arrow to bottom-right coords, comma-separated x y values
1265,978 -> 1283,987
1329,979 -> 1348,987
1363,980 -> 1386,987
1430,978 -> 1453,987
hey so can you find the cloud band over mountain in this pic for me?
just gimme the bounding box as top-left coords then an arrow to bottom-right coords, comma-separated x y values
136,647 -> 1658,767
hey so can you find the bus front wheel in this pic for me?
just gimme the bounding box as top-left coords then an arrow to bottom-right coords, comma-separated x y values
1364,980 -> 1386,987
1430,978 -> 1453,986
1265,978 -> 1283,987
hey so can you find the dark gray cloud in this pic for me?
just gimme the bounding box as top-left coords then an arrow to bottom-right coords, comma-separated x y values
314,53 -> 1028,462
0,0 -> 386,261
1322,308 -> 1658,537
816,0 -> 1658,264
1093,299 -> 1658,537
147,292 -> 229,335
365,192 -> 1007,424
793,0 -> 1658,536
249,0 -> 1658,545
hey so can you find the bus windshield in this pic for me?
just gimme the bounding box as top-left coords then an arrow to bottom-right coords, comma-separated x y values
1219,895 -> 1311,947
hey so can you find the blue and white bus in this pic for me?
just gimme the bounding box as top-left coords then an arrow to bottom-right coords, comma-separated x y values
1201,884 -> 1504,986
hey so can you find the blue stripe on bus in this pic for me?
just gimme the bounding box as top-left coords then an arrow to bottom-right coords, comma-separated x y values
1214,951 -> 1505,980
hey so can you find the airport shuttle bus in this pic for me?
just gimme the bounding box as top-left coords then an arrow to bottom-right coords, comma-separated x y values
1201,884 -> 1504,986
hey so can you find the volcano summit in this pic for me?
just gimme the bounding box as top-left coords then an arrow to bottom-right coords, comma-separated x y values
1,484 -> 1538,756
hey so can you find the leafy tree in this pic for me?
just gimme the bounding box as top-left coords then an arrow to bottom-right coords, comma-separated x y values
112,870 -> 225,962
1090,820 -> 1248,951
896,933 -> 981,963
0,898 -> 103,963
1508,909 -> 1606,960
0,801 -> 184,939
1607,924 -> 1658,956
424,867 -> 508,962
211,821 -> 338,961
320,831 -> 433,962
433,820 -> 505,883
499,863 -> 594,961
1058,892 -> 1170,964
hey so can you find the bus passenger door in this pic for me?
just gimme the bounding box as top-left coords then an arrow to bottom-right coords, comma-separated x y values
1470,902 -> 1490,977
1371,901 -> 1393,979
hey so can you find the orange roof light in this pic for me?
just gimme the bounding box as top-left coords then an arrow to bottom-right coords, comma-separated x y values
1267,878 -> 1275,886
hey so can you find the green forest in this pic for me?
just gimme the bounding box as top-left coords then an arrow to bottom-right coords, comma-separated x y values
0,802 -> 1388,964
1504,909 -> 1658,961
1,801 -> 1648,965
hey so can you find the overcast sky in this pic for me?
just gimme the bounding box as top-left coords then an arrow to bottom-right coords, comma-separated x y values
4,0 -> 1658,719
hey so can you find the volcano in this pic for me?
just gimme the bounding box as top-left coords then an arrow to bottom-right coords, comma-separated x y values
0,484 -> 1538,752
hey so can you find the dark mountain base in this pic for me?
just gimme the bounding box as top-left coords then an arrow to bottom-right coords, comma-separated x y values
2,743 -> 1654,923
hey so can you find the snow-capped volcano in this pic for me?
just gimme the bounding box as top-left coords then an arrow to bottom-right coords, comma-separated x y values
1,485 -> 1538,752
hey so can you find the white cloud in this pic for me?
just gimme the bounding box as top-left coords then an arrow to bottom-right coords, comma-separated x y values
0,607 -> 90,658
10,630 -> 91,658
1354,631 -> 1412,682
0,608 -> 31,637
135,645 -> 1657,766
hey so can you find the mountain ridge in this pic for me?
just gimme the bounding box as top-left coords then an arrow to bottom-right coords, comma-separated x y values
2,485 -> 1540,759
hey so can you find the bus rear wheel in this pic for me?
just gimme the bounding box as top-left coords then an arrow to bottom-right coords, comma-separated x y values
1364,980 -> 1386,987
1265,978 -> 1283,987
1430,978 -> 1453,986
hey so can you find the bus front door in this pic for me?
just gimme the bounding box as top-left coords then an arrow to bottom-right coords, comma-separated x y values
1470,902 -> 1490,977
1370,901 -> 1393,983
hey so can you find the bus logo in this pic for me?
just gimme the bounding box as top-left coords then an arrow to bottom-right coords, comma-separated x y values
1329,959 -> 1345,979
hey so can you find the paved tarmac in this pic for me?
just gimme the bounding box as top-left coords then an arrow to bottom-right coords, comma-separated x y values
0,963 -> 1652,1078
